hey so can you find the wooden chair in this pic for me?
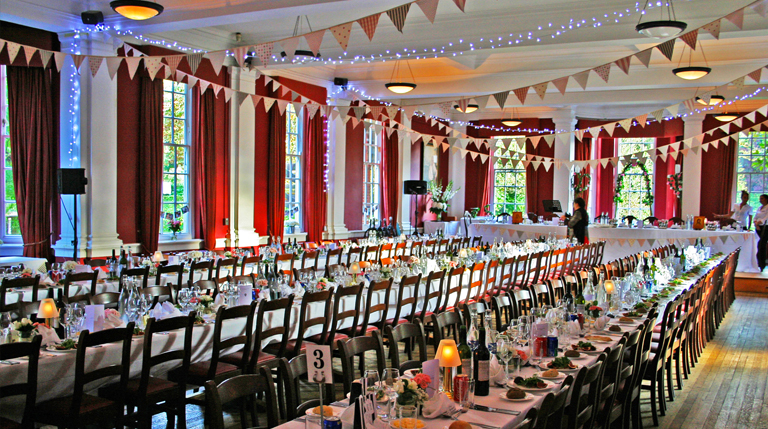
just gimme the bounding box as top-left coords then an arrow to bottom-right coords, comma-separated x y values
86,259 -> 107,269
155,263 -> 184,296
326,283 -> 364,343
278,355 -> 321,421
224,296 -> 293,373
480,259 -> 499,301
37,324 -> 134,429
324,248 -> 343,271
564,353 -> 607,429
90,291 -> 121,309
119,266 -> 149,290
491,292 -> 516,331
101,314 -> 195,428
346,247 -> 362,265
379,243 -> 394,259
355,278 -> 393,336
512,287 -> 535,316
0,275 -> 41,316
642,297 -> 682,426
441,266 -> 467,312
604,329 -> 643,429
188,259 -> 214,286
517,408 -> 538,429
385,274 -> 422,326
418,270 -> 446,322
592,338 -> 626,429
203,368 -> 279,429
63,271 -> 98,305
142,284 -> 175,306
324,263 -> 347,279
336,332 -> 387,395
494,256 -> 516,297
394,242 -> 407,257
265,290 -> 331,360
300,250 -> 320,270
0,335 -> 41,429
239,255 -> 261,276
531,283 -> 552,308
512,254 -> 532,289
191,279 -> 219,297
460,300 -> 488,330
533,375 -> 574,429
384,320 -> 428,373
429,310 -> 463,350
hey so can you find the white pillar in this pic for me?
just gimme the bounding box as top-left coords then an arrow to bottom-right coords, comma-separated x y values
324,99 -> 350,240
448,125 -> 467,219
550,109 -> 577,215
400,114 -> 413,233
55,33 -> 123,258
682,113 -> 705,216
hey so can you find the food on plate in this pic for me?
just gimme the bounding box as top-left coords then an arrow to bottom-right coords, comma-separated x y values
585,335 -> 612,342
547,357 -> 576,369
564,350 -> 581,358
609,325 -> 623,332
623,311 -> 640,318
133,327 -> 145,336
506,387 -> 527,399
449,421 -> 472,429
54,339 -> 77,350
312,406 -> 335,417
391,419 -> 425,429
514,376 -> 548,389
634,302 -> 649,313
619,317 -> 635,323
572,341 -> 596,351
541,369 -> 560,378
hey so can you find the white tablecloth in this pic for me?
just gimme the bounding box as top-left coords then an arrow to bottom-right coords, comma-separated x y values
469,223 -> 758,272
424,221 -> 461,236
0,257 -> 48,272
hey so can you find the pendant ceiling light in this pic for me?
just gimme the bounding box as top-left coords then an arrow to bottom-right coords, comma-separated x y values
454,104 -> 479,113
713,113 -> 738,122
279,16 -> 322,63
386,60 -> 417,94
696,95 -> 725,105
110,0 -> 164,20
673,41 -> 711,80
501,108 -> 522,127
635,0 -> 686,38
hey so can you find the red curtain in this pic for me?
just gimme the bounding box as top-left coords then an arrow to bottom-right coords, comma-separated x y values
700,133 -> 736,219
381,128 -> 400,222
302,112 -> 327,243
482,159 -> 493,215
526,139 -> 555,216
575,137 -> 591,208
267,107 -> 287,240
464,142 -> 489,214
594,138 -> 616,217
192,88 -> 218,251
6,66 -> 58,258
138,77 -> 163,254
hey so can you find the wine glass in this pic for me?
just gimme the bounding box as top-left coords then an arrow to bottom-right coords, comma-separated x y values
363,369 -> 380,396
380,368 -> 399,421
70,304 -> 85,336
178,288 -> 191,312
0,312 -> 12,343
496,334 -> 512,382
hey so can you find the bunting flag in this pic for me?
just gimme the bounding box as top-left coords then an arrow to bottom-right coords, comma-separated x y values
457,98 -> 470,112
5,42 -> 21,63
39,50 -> 52,68
186,52 -> 204,74
357,14 -> 381,41
254,42 -> 274,66
438,101 -> 452,117
593,64 -> 611,83
71,54 -> 86,73
453,0 -> 466,12
732,76 -> 745,90
262,96 -> 276,113
636,113 -> 648,127
165,55 -> 183,73
754,0 -> 768,17
385,106 -> 399,119
304,30 -> 325,55
493,91 -> 509,109
145,57 -> 164,80
22,45 -> 37,64
330,23 -> 353,51
680,31 -> 698,50
749,69 -> 762,83
619,118 -> 633,130
615,56 -> 631,74
386,4 -> 411,33
725,8 -> 744,29
416,0 -> 440,23
88,56 -> 103,77
650,108 -> 665,122
279,37 -> 299,62
533,82 -> 548,100
656,39 -> 676,61
552,76 -> 569,95
125,56 -> 142,79
667,103 -> 679,117
603,122 -> 616,136
683,98 -> 697,113
572,70 -> 590,89
635,49 -> 652,68
513,87 -> 529,104
701,19 -> 721,39
232,46 -> 249,68
206,51 -> 226,75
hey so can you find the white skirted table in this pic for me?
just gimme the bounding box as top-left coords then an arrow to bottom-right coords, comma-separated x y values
469,222 -> 758,272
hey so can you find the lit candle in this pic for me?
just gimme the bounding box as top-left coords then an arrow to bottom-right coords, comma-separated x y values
153,250 -> 164,262
459,249 -> 468,258
350,262 -> 361,274
37,298 -> 59,328
604,280 -> 615,294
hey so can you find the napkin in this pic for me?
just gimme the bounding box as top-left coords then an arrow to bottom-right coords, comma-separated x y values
422,392 -> 457,419
211,294 -> 225,311
151,302 -> 182,320
292,284 -> 305,298
35,324 -> 60,346
104,310 -> 126,329
340,401 -> 356,426
567,320 -> 581,336
594,316 -> 610,331
490,354 -> 507,385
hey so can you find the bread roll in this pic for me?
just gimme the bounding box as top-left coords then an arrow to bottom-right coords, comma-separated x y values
449,421 -> 472,429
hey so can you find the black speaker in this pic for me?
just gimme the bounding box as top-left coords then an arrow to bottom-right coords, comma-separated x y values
81,11 -> 104,25
58,168 -> 88,195
403,180 -> 427,195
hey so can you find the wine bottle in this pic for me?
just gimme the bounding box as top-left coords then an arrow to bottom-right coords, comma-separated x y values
563,283 -> 574,312
473,315 -> 490,396
118,246 -> 128,277
55,288 -> 66,338
575,281 -> 585,306
457,325 -> 472,376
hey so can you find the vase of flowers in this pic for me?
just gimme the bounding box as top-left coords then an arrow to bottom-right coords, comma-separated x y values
13,318 -> 37,342
427,180 -> 459,216
395,374 -> 431,408
168,219 -> 182,240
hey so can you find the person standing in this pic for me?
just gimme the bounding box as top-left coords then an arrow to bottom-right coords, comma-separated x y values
568,197 -> 589,244
753,194 -> 768,271
715,190 -> 753,227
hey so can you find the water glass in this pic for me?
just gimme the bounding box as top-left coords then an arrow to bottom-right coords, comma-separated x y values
381,368 -> 399,421
0,312 -> 12,344
457,379 -> 475,411
363,369 -> 380,395
305,414 -> 322,429
178,288 -> 191,312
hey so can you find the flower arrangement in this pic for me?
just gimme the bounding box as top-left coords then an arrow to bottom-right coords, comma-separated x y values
192,295 -> 214,313
62,260 -> 78,271
256,279 -> 269,288
572,169 -> 591,194
13,318 -> 38,339
188,250 -> 203,260
224,251 -> 233,258
483,204 -> 492,216
380,267 -> 392,279
395,374 -> 432,406
587,303 -> 603,318
667,172 -> 682,199
168,219 -> 182,234
409,256 -> 420,264
614,160 -> 653,206
469,207 -> 480,218
427,180 -> 459,215
21,268 -> 34,277
316,278 -> 330,291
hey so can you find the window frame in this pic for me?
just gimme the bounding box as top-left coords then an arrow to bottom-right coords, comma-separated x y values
363,126 -> 381,223
615,137 -> 655,220
284,104 -> 303,231
0,66 -> 20,243
160,80 -> 193,240
492,136 -> 527,216
736,131 -> 768,209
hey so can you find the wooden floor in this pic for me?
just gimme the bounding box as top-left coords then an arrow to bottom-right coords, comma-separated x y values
139,292 -> 768,429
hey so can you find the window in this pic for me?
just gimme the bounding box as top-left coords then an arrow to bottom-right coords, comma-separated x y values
161,80 -> 191,236
492,137 -> 526,215
0,66 -> 18,238
363,126 -> 381,222
285,104 -> 302,230
737,131 -> 768,209
616,137 -> 654,219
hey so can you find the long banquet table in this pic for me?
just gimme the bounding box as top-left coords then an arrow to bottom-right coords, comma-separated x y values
469,222 -> 757,272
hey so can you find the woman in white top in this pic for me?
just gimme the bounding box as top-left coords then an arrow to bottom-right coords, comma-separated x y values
716,190 -> 753,227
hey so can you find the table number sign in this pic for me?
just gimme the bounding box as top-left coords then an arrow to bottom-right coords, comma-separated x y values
85,304 -> 104,332
306,344 -> 333,384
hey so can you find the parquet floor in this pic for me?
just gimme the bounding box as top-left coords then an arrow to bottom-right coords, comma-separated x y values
149,292 -> 768,428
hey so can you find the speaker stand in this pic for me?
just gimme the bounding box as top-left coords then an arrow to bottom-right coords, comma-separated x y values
72,194 -> 79,262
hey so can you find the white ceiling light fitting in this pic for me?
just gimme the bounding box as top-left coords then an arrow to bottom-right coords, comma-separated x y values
386,60 -> 417,94
635,0 -> 687,38
501,108 -> 522,127
673,40 -> 711,80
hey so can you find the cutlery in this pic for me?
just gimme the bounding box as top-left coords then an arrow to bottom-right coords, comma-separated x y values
471,404 -> 520,416
448,410 -> 501,429
330,401 -> 349,408
0,360 -> 20,365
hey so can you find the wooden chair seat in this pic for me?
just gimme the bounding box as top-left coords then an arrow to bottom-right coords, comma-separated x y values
0,417 -> 23,429
125,376 -> 177,396
263,339 -> 306,356
171,360 -> 240,381
220,350 -> 277,367
306,331 -> 348,345
35,394 -> 119,425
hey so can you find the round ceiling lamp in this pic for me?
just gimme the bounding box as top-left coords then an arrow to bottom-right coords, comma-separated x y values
386,60 -> 417,94
635,0 -> 687,38
696,95 -> 725,105
110,0 -> 164,20
454,104 -> 479,113
502,119 -> 522,127
673,66 -> 711,80
279,50 -> 321,62
713,113 -> 738,122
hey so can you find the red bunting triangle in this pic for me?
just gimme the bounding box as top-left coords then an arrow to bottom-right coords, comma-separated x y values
357,14 -> 381,41
330,23 -> 352,51
453,0 -> 466,12
254,42 -> 274,67
304,30 -> 325,55
615,56 -> 631,75
513,87 -> 529,104
748,69 -> 762,83
165,55 -> 183,73
680,31 -> 698,50
593,64 -> 611,83
701,20 -> 721,39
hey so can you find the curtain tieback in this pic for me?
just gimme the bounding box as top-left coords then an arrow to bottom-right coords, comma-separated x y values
23,235 -> 50,247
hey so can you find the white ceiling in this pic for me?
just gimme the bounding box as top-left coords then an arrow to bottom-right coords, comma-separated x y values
4,0 -> 768,120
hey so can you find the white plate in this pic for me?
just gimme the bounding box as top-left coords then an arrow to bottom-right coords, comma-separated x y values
533,370 -> 566,380
583,336 -> 613,343
508,379 -> 556,392
46,344 -> 78,353
538,362 -> 581,372
305,406 -> 345,417
571,348 -> 602,355
498,391 -> 535,402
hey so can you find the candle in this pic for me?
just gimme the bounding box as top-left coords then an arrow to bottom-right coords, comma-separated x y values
350,262 -> 361,274
459,249 -> 468,258
153,250 -> 164,262
604,280 -> 615,294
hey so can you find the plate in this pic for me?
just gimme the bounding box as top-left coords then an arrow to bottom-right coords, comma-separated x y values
46,344 -> 78,353
533,370 -> 566,380
538,362 -> 581,372
571,348 -> 602,355
498,391 -> 535,402
305,405 -> 345,418
584,336 -> 613,343
507,379 -> 556,392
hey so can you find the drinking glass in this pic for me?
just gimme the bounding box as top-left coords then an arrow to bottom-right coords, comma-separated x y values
496,334 -> 512,381
0,312 -> 12,344
381,368 -> 399,421
458,379 -> 475,411
178,288 -> 191,312
363,369 -> 380,403
70,304 -> 85,335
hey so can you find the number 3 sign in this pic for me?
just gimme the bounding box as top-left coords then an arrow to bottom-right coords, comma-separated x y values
305,344 -> 333,384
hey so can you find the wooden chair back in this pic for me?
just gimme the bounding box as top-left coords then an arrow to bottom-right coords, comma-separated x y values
0,335 -> 41,428
328,283 -> 364,343
188,259 -> 214,286
336,332 -> 386,395
512,287 -> 535,316
301,251 -> 320,270
155,263 -> 184,293
0,275 -> 41,315
491,292 -> 515,331
204,368 -> 279,429
240,255 -> 261,276
384,320 -> 428,373
278,355 -> 321,421
359,278 -> 393,334
442,266 -> 466,312
250,295 -> 295,368
206,302 -> 257,381
63,271 -> 98,305
138,314 -> 195,398
389,274 -> 422,325
293,290 -> 333,356
119,266 -> 149,290
431,310 -> 463,349
346,247 -> 362,265
325,248 -> 343,268
419,269 -> 446,321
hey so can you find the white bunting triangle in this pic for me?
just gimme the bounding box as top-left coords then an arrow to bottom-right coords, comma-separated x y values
124,56 -> 142,80
206,51 -> 226,75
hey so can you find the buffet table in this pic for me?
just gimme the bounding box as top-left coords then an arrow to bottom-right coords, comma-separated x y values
469,222 -> 758,272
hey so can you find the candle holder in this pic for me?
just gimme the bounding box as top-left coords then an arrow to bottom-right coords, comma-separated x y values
436,339 -> 461,399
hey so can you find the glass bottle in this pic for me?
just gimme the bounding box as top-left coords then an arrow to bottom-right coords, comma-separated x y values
457,325 -> 473,376
473,315 -> 490,396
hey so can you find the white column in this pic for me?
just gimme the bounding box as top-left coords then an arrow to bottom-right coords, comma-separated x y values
550,109 -> 577,216
682,113 -> 705,216
324,99 -> 350,240
448,125 -> 467,219
400,114 -> 413,233
54,33 -> 123,258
